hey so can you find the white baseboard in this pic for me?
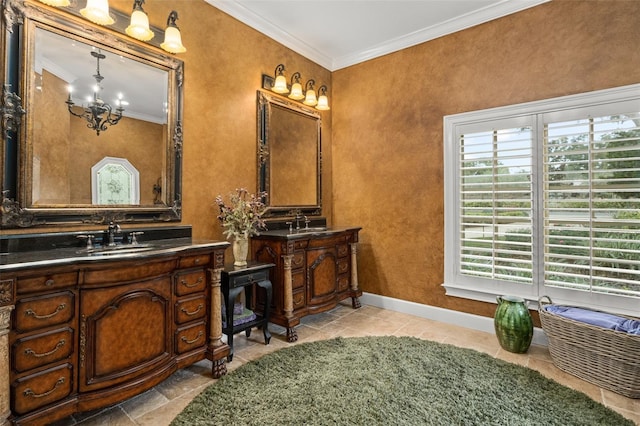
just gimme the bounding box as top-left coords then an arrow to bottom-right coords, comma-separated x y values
360,292 -> 548,347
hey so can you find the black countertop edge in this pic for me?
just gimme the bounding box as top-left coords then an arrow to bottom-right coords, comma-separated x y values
0,238 -> 230,271
255,226 -> 362,239
1,225 -> 193,254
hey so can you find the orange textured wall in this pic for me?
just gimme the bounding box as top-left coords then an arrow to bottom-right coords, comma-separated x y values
331,0 -> 640,318
8,1 -> 332,241
5,1 -> 638,322
113,0 -> 333,240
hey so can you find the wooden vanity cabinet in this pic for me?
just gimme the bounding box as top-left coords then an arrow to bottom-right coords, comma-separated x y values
251,228 -> 362,342
2,244 -> 228,426
10,265 -> 79,421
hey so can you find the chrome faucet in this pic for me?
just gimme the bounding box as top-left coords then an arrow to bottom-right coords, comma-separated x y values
294,211 -> 303,230
77,234 -> 95,249
106,221 -> 121,247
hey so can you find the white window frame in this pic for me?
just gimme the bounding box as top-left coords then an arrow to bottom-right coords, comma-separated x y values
443,83 -> 640,316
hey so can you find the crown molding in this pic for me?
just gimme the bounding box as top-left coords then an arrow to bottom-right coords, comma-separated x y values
205,0 -> 334,69
332,0 -> 550,70
206,0 -> 549,71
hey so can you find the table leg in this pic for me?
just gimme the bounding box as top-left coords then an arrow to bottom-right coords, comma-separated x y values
225,287 -> 243,362
257,280 -> 272,344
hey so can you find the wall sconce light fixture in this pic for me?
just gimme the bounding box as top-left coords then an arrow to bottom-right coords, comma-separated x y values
262,65 -> 330,111
37,0 -> 187,54
316,86 -> 330,111
303,80 -> 317,106
271,64 -> 289,94
80,0 -> 114,26
66,50 -> 125,136
126,0 -> 154,41
288,72 -> 304,100
160,11 -> 187,53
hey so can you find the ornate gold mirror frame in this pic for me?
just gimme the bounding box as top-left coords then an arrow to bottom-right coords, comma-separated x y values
257,90 -> 322,218
1,0 -> 184,228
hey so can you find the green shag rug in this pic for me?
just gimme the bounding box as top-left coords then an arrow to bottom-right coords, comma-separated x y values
171,336 -> 633,426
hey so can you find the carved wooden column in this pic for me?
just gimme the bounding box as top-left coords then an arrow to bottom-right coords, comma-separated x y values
0,278 -> 14,426
207,267 -> 228,378
350,243 -> 361,308
282,254 -> 297,342
0,304 -> 13,426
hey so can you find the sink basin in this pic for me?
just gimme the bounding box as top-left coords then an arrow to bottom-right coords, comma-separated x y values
294,227 -> 328,233
84,244 -> 155,256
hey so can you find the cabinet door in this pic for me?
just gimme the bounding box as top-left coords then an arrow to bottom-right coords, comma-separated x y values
306,247 -> 338,307
79,276 -> 172,392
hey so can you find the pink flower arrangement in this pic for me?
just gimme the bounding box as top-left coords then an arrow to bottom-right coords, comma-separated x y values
215,188 -> 267,239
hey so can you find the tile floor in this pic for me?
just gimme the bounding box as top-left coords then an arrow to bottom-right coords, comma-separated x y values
51,302 -> 639,426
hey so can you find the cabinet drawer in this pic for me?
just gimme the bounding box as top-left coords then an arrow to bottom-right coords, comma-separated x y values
175,322 -> 206,354
175,295 -> 206,324
178,254 -> 210,269
17,272 -> 77,295
337,244 -> 349,258
12,363 -> 73,415
337,274 -> 350,292
337,258 -> 349,275
292,271 -> 304,290
175,270 -> 206,296
228,270 -> 269,289
291,252 -> 305,268
292,289 -> 305,309
12,327 -> 74,373
14,291 -> 75,333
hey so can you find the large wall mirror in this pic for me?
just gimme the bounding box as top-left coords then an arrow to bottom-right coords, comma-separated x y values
1,0 -> 183,228
257,90 -> 321,218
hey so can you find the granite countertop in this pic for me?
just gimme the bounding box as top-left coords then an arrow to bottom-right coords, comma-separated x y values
0,237 -> 229,271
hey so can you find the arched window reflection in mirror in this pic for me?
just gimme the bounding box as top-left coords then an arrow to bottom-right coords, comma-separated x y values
1,0 -> 183,227
32,28 -> 168,207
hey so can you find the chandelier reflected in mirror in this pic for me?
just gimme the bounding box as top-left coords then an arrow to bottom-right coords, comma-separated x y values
66,49 -> 126,136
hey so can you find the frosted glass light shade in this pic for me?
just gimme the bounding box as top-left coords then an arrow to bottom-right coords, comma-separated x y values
80,0 -> 114,25
303,89 -> 317,106
316,94 -> 330,110
38,0 -> 70,6
161,26 -> 187,53
126,9 -> 154,41
272,75 -> 289,94
288,82 -> 304,100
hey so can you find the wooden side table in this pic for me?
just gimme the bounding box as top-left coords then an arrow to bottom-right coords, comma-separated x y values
221,261 -> 274,361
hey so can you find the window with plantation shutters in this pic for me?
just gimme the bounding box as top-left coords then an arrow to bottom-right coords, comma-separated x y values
543,111 -> 640,298
459,126 -> 533,284
443,84 -> 640,315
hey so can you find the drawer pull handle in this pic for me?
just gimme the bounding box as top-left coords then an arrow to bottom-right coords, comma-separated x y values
25,339 -> 66,358
181,304 -> 204,316
23,377 -> 65,399
44,279 -> 55,287
181,330 -> 204,345
180,276 -> 204,288
25,303 -> 66,320
194,258 -> 201,264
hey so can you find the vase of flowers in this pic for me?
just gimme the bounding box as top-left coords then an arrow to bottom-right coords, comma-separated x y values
215,188 -> 267,266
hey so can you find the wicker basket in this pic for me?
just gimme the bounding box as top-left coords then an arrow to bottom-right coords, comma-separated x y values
538,296 -> 640,398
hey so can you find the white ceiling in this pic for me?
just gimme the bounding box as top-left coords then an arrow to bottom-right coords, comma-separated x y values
206,0 -> 549,71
